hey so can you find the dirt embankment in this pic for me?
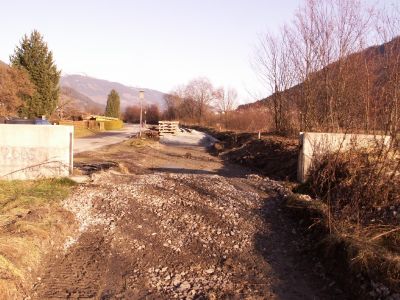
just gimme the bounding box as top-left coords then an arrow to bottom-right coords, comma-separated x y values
187,126 -> 299,181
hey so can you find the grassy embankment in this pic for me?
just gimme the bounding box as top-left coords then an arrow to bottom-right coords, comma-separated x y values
0,178 -> 76,299
290,149 -> 400,297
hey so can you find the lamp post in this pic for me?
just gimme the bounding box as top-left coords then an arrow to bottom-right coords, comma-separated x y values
139,90 -> 144,137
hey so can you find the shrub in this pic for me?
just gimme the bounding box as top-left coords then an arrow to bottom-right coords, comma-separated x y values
104,119 -> 123,130
307,149 -> 400,230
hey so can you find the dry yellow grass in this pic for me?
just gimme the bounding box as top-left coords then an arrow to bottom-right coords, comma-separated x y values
0,178 -> 76,298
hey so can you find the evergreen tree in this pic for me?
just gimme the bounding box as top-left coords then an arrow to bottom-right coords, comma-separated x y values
10,30 -> 60,118
105,89 -> 121,118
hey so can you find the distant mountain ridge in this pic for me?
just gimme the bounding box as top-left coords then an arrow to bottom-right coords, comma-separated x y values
61,74 -> 166,110
59,86 -> 103,114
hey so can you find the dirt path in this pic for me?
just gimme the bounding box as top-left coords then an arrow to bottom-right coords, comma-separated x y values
32,138 -> 344,299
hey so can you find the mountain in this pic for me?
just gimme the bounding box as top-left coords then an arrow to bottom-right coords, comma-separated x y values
61,74 -> 166,111
59,86 -> 103,115
0,60 -> 7,67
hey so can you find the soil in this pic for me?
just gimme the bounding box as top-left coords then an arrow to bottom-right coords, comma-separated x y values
31,137 -> 345,299
219,137 -> 298,181
187,126 -> 299,181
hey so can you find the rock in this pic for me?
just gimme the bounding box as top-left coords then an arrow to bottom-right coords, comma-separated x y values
205,268 -> 215,274
178,281 -> 191,291
69,175 -> 91,184
172,277 -> 181,286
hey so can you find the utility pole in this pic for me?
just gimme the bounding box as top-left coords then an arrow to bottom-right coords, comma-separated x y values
139,90 -> 144,137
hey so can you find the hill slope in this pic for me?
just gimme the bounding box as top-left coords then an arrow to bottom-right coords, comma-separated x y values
61,75 -> 166,110
238,36 -> 400,112
59,86 -> 103,115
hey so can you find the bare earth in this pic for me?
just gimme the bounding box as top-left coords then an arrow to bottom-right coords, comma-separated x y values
32,133 -> 344,299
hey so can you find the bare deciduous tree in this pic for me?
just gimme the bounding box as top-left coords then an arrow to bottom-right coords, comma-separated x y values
215,87 -> 237,128
184,78 -> 216,124
0,64 -> 35,117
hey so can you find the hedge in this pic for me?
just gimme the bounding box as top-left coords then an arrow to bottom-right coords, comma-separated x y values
104,119 -> 124,130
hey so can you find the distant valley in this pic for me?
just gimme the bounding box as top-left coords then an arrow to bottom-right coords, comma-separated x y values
60,74 -> 167,113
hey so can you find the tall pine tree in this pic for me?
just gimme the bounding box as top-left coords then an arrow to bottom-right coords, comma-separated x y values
10,30 -> 60,118
105,89 -> 120,118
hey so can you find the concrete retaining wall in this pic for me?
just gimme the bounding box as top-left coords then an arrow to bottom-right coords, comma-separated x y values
0,125 -> 74,180
298,132 -> 391,182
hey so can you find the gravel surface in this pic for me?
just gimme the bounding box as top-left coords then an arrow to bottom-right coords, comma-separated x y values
32,135 -> 343,299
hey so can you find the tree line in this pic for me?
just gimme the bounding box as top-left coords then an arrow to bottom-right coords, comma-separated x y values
162,77 -> 239,128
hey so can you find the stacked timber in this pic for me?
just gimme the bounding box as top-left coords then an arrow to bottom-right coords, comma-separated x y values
158,121 -> 179,136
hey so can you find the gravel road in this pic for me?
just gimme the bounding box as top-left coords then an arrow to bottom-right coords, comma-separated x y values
32,133 -> 344,299
74,124 -> 140,153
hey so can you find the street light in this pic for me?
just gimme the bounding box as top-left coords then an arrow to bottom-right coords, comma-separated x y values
139,90 -> 144,137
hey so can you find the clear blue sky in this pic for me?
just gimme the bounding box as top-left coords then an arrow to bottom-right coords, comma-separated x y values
0,0 -> 304,104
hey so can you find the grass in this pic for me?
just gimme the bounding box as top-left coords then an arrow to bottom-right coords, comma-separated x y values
0,178 -> 75,298
286,185 -> 400,299
127,137 -> 157,148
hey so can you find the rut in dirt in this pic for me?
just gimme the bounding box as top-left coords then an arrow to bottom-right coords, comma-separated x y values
32,144 -> 343,299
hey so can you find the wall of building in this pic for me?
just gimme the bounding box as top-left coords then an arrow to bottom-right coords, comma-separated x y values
0,125 -> 74,180
298,132 -> 391,182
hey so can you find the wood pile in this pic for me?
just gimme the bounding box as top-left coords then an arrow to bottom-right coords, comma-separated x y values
158,121 -> 179,136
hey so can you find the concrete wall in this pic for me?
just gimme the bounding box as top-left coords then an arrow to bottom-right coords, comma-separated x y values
0,125 -> 74,180
298,132 -> 391,182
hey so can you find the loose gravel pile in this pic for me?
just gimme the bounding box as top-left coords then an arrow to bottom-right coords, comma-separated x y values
33,139 -> 341,300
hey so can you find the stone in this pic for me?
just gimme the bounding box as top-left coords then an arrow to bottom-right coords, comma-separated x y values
179,281 -> 191,291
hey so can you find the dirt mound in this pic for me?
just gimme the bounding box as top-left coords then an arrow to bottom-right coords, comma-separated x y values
220,136 -> 299,181
186,126 -> 299,181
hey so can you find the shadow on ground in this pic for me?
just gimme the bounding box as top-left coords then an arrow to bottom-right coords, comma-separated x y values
149,167 -> 217,175
252,194 -> 348,299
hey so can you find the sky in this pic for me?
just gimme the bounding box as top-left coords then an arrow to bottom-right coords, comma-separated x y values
0,0 -> 305,104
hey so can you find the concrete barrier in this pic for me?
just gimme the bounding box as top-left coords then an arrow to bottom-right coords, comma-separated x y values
0,124 -> 74,180
298,132 -> 391,182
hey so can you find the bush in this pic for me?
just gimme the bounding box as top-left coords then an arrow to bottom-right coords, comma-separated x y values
307,149 -> 400,230
104,119 -> 123,130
